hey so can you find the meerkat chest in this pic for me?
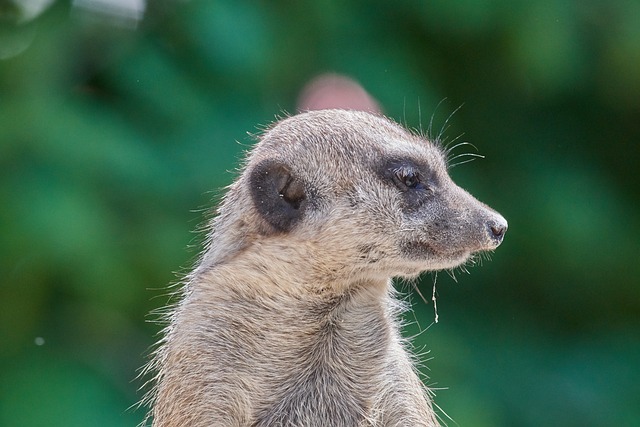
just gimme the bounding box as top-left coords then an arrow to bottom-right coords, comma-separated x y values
250,305 -> 395,427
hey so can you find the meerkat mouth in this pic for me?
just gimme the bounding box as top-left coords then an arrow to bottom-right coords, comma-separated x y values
401,241 -> 468,260
400,240 -> 438,257
400,240 -> 472,269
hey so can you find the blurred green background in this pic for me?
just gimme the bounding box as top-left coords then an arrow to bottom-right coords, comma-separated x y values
1,0 -> 639,426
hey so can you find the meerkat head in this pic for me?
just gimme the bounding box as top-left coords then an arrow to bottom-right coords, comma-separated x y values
214,109 -> 506,283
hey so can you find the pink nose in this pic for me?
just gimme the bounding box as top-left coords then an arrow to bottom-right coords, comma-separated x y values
487,216 -> 508,243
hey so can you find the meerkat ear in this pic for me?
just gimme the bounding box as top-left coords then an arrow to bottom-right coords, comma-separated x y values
249,159 -> 307,232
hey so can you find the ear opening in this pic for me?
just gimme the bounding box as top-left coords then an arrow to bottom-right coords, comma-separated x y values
249,159 -> 307,232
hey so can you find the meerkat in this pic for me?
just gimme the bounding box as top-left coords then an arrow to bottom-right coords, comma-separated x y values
143,109 -> 507,427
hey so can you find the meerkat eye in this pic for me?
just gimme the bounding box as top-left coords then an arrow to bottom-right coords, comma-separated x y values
394,169 -> 423,190
402,171 -> 420,188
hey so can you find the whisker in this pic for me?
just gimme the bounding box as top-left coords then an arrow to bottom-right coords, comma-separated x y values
448,149 -> 484,159
403,97 -> 407,129
428,98 -> 448,141
446,268 -> 458,283
448,152 -> 485,163
441,133 -> 465,152
444,140 -> 479,157
449,157 -> 481,169
436,103 -> 464,143
418,97 -> 423,136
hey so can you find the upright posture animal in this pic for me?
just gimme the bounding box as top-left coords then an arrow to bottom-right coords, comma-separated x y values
145,110 -> 507,426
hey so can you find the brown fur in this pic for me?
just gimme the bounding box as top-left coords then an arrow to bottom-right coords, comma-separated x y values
143,110 -> 507,426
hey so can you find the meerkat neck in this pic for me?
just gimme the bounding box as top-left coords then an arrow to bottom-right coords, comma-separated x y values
195,237 -> 390,300
153,274 -> 404,426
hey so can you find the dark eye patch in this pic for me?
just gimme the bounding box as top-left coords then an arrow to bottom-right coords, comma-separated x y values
382,159 -> 434,193
375,158 -> 437,212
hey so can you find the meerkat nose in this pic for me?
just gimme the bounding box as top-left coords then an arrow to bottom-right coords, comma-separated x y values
487,215 -> 508,244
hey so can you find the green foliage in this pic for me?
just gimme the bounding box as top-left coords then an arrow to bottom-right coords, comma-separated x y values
1,0 -> 638,425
